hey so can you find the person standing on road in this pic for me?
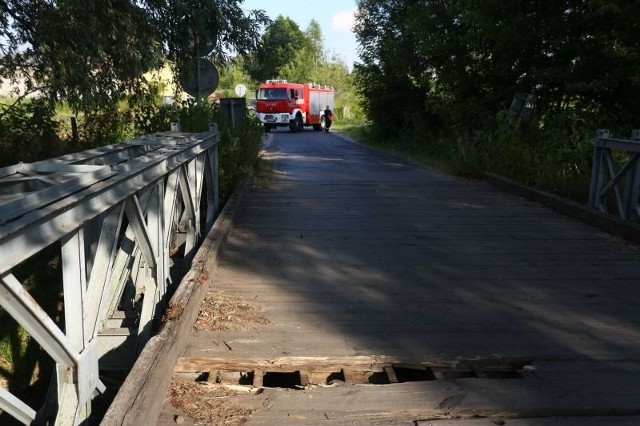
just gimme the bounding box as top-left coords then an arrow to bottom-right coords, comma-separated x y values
324,105 -> 333,132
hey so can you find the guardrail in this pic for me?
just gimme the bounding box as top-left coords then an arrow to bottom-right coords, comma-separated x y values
0,125 -> 220,425
588,129 -> 640,222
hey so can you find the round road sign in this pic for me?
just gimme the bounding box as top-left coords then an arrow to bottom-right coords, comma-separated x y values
234,84 -> 247,97
179,58 -> 219,98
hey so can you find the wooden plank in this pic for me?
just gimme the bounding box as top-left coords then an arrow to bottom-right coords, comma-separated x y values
224,370 -> 640,424
417,419 -> 640,426
252,370 -> 263,387
174,355 -> 400,373
384,365 -> 398,383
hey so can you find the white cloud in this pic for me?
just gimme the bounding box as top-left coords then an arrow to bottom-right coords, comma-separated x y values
331,8 -> 356,32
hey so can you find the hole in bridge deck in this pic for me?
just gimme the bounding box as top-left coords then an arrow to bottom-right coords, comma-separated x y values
393,365 -> 437,382
191,361 -> 527,390
480,369 -> 523,379
440,370 -> 479,380
238,372 -> 254,385
201,371 -> 255,385
326,371 -> 345,384
262,371 -> 302,389
368,371 -> 390,384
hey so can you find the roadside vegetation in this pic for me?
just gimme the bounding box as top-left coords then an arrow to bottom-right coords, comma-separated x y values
350,0 -> 640,204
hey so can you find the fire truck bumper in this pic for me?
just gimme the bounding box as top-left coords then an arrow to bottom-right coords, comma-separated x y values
259,113 -> 291,125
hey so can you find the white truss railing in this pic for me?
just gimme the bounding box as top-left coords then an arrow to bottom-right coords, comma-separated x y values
589,129 -> 640,222
0,125 -> 220,425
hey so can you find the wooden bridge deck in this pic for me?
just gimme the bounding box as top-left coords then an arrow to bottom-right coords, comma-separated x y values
153,130 -> 640,425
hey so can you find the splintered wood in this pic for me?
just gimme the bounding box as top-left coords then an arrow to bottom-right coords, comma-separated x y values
168,380 -> 251,426
193,291 -> 270,332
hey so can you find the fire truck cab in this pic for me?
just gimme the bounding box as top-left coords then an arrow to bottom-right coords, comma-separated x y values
255,80 -> 334,133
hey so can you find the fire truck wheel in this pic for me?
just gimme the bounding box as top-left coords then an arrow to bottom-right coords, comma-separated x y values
289,114 -> 303,133
295,114 -> 304,132
263,124 -> 271,133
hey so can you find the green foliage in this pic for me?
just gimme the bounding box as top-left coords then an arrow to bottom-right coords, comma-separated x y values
477,113 -> 594,202
217,57 -> 254,98
174,99 -> 265,203
1,0 -> 268,134
0,98 -> 63,167
129,82 -> 173,136
353,0 -> 640,202
217,115 -> 265,201
245,15 -> 308,83
1,0 -> 164,116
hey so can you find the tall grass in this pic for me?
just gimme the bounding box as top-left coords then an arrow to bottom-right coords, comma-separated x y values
342,111 -> 595,204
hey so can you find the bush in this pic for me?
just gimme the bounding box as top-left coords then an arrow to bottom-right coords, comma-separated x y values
472,112 -> 593,202
354,106 -> 595,204
0,99 -> 63,167
175,99 -> 264,203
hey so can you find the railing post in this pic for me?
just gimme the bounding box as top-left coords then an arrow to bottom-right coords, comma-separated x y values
626,130 -> 640,220
206,123 -> 220,230
588,129 -> 609,211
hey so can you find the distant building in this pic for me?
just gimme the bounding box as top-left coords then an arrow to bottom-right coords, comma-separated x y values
0,74 -> 40,99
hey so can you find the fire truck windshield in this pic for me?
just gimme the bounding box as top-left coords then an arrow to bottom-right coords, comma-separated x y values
257,88 -> 288,100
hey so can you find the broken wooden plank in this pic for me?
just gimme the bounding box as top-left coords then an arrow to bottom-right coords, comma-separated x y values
384,365 -> 399,383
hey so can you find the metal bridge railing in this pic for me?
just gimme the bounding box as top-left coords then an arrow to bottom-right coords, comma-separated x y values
588,129 -> 640,222
0,125 -> 220,425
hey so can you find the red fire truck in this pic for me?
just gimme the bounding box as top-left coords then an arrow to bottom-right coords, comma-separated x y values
255,80 -> 334,132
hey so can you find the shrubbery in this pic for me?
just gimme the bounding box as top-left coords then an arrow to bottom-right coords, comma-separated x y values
174,99 -> 264,202
353,0 -> 640,203
0,93 -> 264,204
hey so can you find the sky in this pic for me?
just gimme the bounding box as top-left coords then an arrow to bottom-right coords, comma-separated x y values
241,0 -> 359,70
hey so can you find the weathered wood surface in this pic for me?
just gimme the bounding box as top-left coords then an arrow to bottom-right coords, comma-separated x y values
159,361 -> 640,425
157,130 -> 640,425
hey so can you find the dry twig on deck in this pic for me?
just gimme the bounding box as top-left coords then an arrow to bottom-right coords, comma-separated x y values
194,291 -> 270,331
168,379 -> 251,425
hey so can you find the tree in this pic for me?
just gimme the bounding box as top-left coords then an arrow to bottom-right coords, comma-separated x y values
1,0 -> 163,115
305,19 -> 325,71
276,19 -> 325,82
217,56 -> 253,97
354,0 -> 640,135
244,15 -> 307,82
354,0 -> 433,134
0,1 -> 269,120
146,0 -> 269,97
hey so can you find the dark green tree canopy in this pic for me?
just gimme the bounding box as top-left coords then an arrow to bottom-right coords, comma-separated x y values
354,0 -> 640,134
1,0 -> 163,113
0,0 -> 269,115
244,15 -> 307,82
147,0 -> 269,87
